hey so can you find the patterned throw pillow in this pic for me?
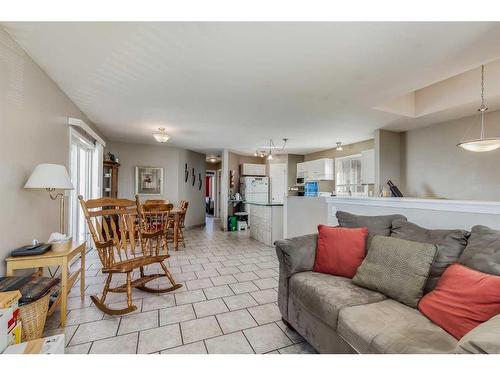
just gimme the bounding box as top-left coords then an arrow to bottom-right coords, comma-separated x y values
352,235 -> 437,308
391,218 -> 470,293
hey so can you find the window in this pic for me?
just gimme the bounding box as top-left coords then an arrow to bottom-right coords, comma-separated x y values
335,154 -> 366,196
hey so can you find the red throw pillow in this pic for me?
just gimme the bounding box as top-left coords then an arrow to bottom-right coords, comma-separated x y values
418,263 -> 500,339
313,225 -> 368,278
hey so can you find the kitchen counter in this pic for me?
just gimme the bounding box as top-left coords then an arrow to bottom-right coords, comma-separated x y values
243,201 -> 284,207
243,202 -> 284,246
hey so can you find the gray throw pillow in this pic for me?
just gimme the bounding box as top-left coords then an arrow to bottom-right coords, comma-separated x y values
459,225 -> 500,276
352,235 -> 437,308
336,211 -> 407,247
391,218 -> 470,293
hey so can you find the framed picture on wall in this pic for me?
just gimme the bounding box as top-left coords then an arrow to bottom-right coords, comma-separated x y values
135,166 -> 164,195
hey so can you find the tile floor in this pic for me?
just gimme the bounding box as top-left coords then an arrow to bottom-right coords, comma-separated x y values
44,217 -> 317,354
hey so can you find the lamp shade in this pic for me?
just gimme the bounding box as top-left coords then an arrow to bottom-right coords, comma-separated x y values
24,163 -> 74,190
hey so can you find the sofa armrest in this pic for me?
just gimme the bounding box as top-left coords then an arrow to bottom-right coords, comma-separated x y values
455,314 -> 500,354
274,234 -> 317,321
275,234 -> 317,277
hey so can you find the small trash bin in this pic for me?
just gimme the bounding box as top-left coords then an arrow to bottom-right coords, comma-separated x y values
228,216 -> 238,231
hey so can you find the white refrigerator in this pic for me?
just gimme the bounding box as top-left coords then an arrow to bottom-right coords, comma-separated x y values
240,177 -> 269,204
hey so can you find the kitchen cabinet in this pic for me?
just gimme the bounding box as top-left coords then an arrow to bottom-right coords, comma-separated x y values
241,163 -> 266,176
361,149 -> 375,184
296,158 -> 334,181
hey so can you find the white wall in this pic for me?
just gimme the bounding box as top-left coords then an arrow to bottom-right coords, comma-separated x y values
177,148 -> 207,228
0,26 -> 104,276
105,141 -> 206,227
375,129 -> 402,195
401,110 -> 500,201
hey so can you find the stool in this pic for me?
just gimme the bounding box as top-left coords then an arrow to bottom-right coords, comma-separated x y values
234,212 -> 248,231
237,221 -> 248,231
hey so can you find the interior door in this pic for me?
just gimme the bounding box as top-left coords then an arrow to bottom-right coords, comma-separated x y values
269,163 -> 286,204
69,129 -> 97,247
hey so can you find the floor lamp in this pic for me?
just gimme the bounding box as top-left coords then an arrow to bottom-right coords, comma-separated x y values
24,163 -> 74,234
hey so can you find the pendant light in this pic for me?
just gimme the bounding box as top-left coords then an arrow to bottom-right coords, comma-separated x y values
153,128 -> 170,143
336,142 -> 343,151
457,65 -> 500,152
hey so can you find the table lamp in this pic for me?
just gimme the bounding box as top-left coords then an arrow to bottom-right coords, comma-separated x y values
24,163 -> 74,234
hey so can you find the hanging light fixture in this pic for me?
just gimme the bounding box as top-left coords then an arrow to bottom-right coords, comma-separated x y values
336,142 -> 343,151
153,128 -> 170,143
457,65 -> 500,152
254,138 -> 288,159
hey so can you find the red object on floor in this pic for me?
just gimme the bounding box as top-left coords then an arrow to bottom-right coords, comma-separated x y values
313,225 -> 368,278
418,263 -> 500,339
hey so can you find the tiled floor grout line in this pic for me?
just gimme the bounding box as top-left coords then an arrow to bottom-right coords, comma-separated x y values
136,330 -> 141,354
48,221 -> 305,354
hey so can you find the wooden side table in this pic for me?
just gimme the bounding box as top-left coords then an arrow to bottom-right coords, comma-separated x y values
5,241 -> 86,327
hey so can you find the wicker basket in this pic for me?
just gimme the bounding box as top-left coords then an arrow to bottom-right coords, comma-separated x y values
18,293 -> 50,342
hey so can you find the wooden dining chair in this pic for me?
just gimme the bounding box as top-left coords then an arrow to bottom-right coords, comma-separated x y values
141,202 -> 173,254
177,201 -> 189,248
78,195 -> 182,315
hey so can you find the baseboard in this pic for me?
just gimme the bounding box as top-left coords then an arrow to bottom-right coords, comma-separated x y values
185,223 -> 205,230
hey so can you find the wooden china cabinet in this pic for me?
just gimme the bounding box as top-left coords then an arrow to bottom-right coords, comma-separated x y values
103,160 -> 120,198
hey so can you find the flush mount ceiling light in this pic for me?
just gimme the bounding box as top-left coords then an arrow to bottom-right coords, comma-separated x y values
153,128 -> 170,143
336,142 -> 343,151
457,65 -> 500,152
208,155 -> 220,163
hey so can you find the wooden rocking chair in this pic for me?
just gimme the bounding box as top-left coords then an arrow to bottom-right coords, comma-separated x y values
79,195 -> 182,315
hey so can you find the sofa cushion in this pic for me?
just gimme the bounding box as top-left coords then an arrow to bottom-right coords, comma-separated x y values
336,211 -> 406,247
455,314 -> 500,354
459,225 -> 500,276
418,264 -> 500,339
391,218 -> 470,293
313,225 -> 368,278
352,235 -> 437,308
338,299 -> 457,353
289,271 -> 386,329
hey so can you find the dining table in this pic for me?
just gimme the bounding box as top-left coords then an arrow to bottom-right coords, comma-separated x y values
141,202 -> 183,250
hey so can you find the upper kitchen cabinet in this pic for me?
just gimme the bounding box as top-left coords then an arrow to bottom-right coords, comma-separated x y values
360,149 -> 375,184
241,163 -> 266,176
296,158 -> 334,181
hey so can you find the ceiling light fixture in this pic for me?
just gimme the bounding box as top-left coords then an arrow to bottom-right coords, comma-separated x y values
336,142 -> 343,151
255,138 -> 288,160
457,65 -> 500,152
153,128 -> 170,143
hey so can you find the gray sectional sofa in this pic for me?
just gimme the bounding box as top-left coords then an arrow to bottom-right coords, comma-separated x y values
275,221 -> 500,354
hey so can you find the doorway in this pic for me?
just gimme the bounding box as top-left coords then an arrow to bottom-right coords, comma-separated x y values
205,171 -> 216,217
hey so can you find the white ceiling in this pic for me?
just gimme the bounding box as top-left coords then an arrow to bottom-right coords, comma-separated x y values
4,22 -> 500,155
